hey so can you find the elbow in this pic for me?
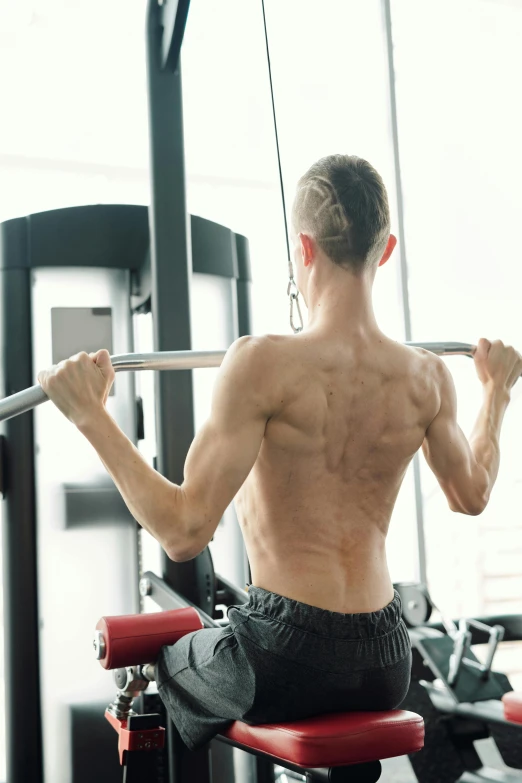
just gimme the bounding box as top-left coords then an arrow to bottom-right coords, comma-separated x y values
164,528 -> 205,564
471,493 -> 489,515
449,493 -> 489,517
448,470 -> 490,517
463,501 -> 487,517
165,546 -> 198,563
467,476 -> 491,516
163,492 -> 205,562
470,470 -> 492,515
164,535 -> 201,562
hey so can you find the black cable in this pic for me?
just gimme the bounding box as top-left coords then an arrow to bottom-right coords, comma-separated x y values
261,0 -> 291,266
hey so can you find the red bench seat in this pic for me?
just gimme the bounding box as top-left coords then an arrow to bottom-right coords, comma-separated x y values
222,710 -> 424,768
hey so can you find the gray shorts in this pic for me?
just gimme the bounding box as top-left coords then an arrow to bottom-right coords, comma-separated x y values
156,586 -> 411,751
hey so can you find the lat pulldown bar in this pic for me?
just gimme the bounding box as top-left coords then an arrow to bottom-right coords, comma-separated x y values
0,342 -> 476,423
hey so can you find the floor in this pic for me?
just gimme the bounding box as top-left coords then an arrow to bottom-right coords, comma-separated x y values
275,739 -> 522,783
380,739 -> 522,783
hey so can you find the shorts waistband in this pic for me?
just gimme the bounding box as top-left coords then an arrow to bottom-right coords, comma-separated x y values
245,586 -> 403,640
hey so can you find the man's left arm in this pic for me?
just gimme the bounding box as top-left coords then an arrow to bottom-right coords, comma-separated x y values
38,337 -> 278,561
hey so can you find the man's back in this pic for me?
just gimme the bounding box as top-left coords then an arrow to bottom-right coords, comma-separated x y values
236,331 -> 440,614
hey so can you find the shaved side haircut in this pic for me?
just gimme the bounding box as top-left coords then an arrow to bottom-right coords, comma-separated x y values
292,155 -> 391,272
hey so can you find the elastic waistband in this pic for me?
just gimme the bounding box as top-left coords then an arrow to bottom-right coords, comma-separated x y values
245,586 -> 403,640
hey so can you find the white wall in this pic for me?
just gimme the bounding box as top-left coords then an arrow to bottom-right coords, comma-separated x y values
392,0 -> 522,683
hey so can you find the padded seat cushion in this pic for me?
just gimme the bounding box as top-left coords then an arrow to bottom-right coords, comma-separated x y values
503,691 -> 522,724
222,710 -> 424,768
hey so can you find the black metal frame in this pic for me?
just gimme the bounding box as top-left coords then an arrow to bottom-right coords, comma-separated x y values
146,0 -> 195,510
0,227 -> 43,783
144,1 -> 256,779
158,0 -> 191,72
121,714 -> 165,783
0,193 -> 250,783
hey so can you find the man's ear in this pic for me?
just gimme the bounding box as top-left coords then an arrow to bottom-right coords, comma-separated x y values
298,232 -> 315,268
378,234 -> 397,267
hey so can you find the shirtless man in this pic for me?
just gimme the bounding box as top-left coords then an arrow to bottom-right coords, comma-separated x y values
39,154 -> 522,750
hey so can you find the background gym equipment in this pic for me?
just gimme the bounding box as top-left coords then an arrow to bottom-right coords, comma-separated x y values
0,342 -> 485,423
395,582 -> 522,783
0,201 -> 252,783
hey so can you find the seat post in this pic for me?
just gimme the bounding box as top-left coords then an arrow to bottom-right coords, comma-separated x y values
306,761 -> 382,782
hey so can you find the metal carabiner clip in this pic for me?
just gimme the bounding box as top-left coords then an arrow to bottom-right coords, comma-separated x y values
287,280 -> 304,334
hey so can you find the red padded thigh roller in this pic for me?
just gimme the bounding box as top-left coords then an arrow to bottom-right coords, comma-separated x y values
94,608 -> 204,670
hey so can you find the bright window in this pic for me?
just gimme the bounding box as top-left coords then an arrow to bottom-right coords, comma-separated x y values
392,0 -> 522,685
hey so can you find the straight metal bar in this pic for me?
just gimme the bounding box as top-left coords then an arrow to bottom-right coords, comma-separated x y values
0,350 -> 225,423
0,342 -> 478,424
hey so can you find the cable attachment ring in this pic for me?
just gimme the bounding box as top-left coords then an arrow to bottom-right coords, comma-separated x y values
287,279 -> 303,334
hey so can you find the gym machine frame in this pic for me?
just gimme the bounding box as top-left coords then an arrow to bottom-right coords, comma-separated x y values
0,204 -> 151,783
0,202 -> 251,783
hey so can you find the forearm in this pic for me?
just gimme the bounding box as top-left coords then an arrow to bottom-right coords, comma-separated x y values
77,407 -> 191,559
469,385 -> 510,497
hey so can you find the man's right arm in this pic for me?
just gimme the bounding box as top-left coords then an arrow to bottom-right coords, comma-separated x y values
422,339 -> 522,516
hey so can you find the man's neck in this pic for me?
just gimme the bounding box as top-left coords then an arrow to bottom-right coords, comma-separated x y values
304,267 -> 380,336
